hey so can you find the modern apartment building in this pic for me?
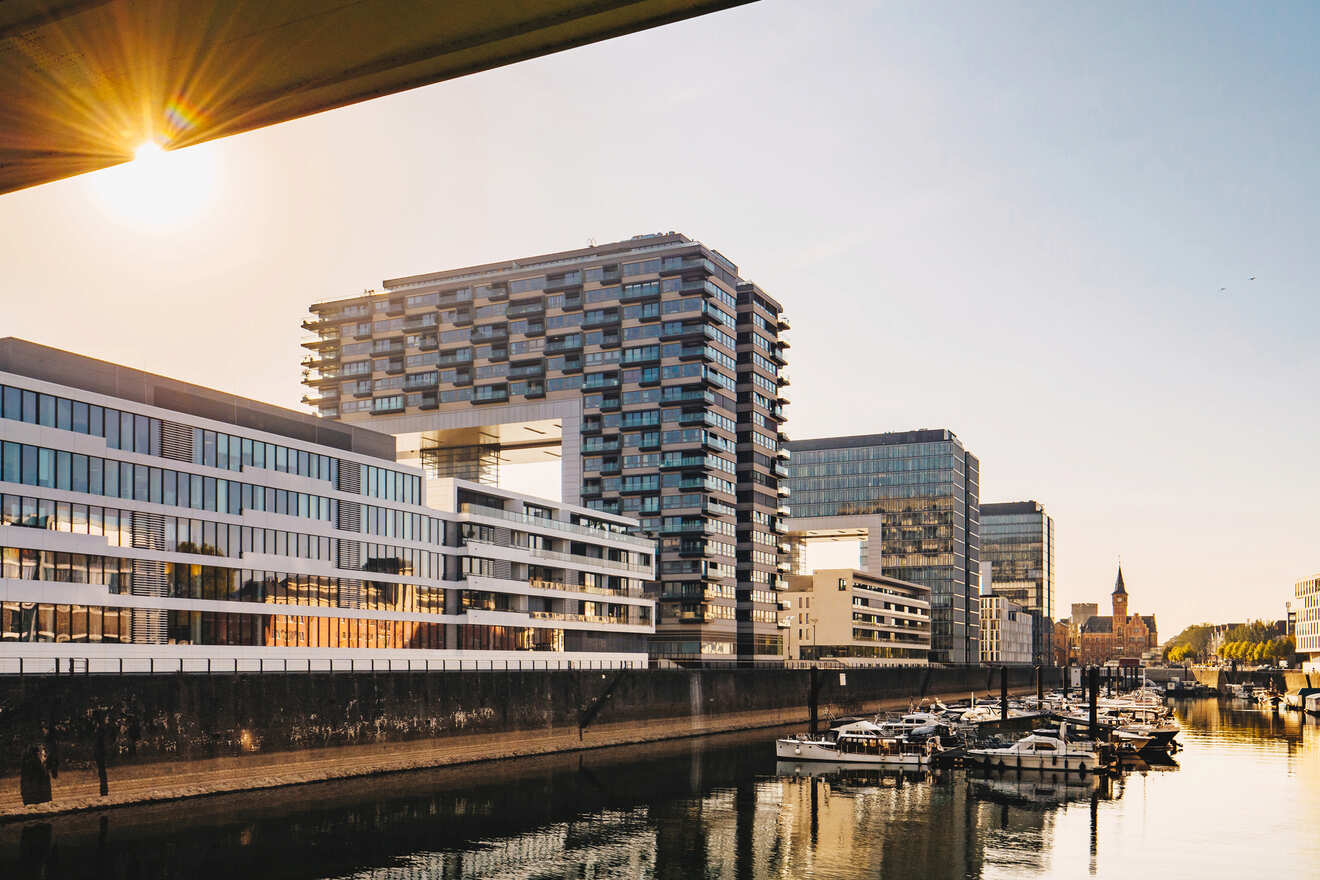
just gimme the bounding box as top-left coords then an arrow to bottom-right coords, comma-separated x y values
981,500 -> 1054,665
302,233 -> 790,663
0,339 -> 654,671
1295,573 -> 1320,673
978,594 -> 1033,665
786,430 -> 980,664
783,569 -> 930,666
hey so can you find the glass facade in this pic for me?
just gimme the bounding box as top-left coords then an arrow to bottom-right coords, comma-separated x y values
980,501 -> 1054,665
0,345 -> 656,671
786,430 -> 980,665
304,234 -> 789,662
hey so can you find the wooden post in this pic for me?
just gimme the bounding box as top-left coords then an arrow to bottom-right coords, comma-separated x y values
1000,666 -> 1009,721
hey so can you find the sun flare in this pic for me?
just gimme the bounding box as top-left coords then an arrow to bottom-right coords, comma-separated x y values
86,139 -> 221,230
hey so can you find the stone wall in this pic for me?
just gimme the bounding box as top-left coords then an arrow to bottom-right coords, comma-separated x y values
0,664 -> 1057,778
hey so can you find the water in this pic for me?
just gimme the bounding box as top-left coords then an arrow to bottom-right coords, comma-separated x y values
3,698 -> 1318,879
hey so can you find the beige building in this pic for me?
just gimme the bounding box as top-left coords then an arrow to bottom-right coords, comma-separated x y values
979,594 -> 1034,665
783,569 -> 930,666
1296,572 -> 1320,672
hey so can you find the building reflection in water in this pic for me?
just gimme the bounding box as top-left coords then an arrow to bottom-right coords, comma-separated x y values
3,700 -> 1319,880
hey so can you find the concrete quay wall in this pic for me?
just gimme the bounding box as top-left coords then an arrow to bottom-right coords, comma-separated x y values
0,665 -> 1057,797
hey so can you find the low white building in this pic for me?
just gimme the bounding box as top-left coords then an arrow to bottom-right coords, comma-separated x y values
979,593 -> 1034,665
0,338 -> 655,672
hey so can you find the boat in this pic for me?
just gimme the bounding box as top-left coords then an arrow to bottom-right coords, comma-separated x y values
1284,688 -> 1320,710
775,719 -> 940,767
1305,693 -> 1320,716
965,727 -> 1102,773
1110,728 -> 1155,752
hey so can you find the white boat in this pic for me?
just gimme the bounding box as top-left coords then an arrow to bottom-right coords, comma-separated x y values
1110,729 -> 1154,752
775,719 -> 939,767
966,728 -> 1102,773
1305,693 -> 1320,716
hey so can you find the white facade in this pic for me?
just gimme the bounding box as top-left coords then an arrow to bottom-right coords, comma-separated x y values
979,594 -> 1033,666
0,342 -> 655,672
1296,573 -> 1320,673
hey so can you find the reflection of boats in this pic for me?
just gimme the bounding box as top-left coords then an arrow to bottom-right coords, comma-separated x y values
774,760 -> 930,785
966,730 -> 1101,772
775,719 -> 940,767
968,770 -> 1101,806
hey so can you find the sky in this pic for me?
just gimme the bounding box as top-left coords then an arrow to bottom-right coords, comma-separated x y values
0,1 -> 1316,637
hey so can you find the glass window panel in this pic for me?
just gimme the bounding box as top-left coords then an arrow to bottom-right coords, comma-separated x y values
37,448 -> 55,487
71,401 -> 88,433
56,397 -> 71,431
38,394 -> 55,427
119,411 -> 133,451
56,451 -> 71,490
2,386 -> 18,419
72,454 -> 88,493
134,414 -> 149,454
88,405 -> 103,438
21,390 -> 37,424
2,442 -> 18,483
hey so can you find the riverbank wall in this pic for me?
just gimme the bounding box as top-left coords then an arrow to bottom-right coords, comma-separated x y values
0,664 -> 1057,818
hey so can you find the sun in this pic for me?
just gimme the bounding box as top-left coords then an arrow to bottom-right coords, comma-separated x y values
85,139 -> 222,229
134,140 -> 165,162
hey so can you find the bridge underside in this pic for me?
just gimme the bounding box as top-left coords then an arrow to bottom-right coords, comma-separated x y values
0,0 -> 751,194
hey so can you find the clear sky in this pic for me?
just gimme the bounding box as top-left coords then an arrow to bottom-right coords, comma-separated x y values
0,1 -> 1315,637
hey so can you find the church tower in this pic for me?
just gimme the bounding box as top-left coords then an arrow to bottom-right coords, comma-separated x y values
1112,564 -> 1128,641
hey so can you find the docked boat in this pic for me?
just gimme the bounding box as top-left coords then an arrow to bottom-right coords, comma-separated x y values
1285,688 -> 1320,710
1305,693 -> 1320,716
775,719 -> 940,767
966,729 -> 1102,773
1111,728 -> 1155,752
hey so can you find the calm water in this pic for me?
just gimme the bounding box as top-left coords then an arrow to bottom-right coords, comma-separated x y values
3,698 -> 1319,879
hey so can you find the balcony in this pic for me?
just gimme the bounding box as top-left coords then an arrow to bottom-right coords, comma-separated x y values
544,275 -> 583,293
383,361 -> 405,375
776,447 -> 791,460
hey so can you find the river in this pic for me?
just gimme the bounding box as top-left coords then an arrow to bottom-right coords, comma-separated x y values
2,697 -> 1317,878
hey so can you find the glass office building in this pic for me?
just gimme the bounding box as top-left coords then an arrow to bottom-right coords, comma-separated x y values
0,338 -> 655,671
980,500 -> 1054,665
785,430 -> 980,664
303,233 -> 790,663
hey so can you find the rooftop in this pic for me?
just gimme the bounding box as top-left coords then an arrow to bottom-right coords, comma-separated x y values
982,500 -> 1044,516
786,429 -> 960,452
0,338 -> 396,460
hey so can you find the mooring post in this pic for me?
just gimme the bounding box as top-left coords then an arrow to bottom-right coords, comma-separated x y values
808,665 -> 820,736
1036,665 -> 1044,702
1088,667 -> 1099,740
1000,666 -> 1009,721
1063,662 -> 1070,698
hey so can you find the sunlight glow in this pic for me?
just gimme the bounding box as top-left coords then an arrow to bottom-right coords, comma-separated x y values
87,140 -> 222,230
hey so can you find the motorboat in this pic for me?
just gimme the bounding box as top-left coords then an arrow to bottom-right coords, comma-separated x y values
966,727 -> 1102,773
775,719 -> 940,767
1110,728 -> 1155,752
1305,693 -> 1320,716
1285,688 -> 1320,710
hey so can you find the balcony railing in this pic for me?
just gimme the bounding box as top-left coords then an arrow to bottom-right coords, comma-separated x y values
528,578 -> 643,599
459,503 -> 653,548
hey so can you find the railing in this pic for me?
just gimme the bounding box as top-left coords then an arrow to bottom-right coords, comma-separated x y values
529,611 -> 622,625
459,503 -> 653,548
0,656 -> 646,675
528,577 -> 643,598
